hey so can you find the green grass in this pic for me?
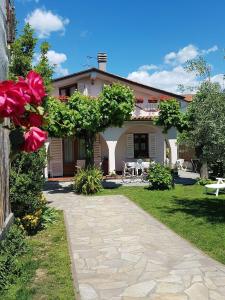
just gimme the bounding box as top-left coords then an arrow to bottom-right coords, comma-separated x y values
98,184 -> 225,265
2,212 -> 75,300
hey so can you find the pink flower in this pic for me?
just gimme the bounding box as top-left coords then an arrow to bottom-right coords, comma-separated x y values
28,113 -> 43,127
22,127 -> 47,152
0,80 -> 29,118
26,71 -> 46,105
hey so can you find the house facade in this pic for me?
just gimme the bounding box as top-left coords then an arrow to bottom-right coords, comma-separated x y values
47,53 -> 188,177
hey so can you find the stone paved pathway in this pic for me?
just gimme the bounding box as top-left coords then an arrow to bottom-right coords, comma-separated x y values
45,188 -> 225,300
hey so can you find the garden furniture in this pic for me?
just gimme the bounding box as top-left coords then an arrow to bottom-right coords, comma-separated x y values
205,178 -> 225,196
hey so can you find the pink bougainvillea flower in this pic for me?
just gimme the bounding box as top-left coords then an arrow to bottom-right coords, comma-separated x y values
26,71 -> 46,105
22,127 -> 47,152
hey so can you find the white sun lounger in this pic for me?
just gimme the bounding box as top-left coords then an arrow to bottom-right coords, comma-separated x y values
205,178 -> 225,197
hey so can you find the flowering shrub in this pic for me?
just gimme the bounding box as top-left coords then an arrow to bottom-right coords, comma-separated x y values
0,70 -> 47,153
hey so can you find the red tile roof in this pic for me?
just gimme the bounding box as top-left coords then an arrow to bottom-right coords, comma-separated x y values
131,116 -> 154,120
183,94 -> 194,102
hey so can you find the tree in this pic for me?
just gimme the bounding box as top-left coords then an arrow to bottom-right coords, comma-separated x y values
154,99 -> 188,133
9,23 -> 37,79
182,81 -> 225,178
45,96 -> 76,138
67,83 -> 135,167
34,42 -> 54,94
180,57 -> 225,178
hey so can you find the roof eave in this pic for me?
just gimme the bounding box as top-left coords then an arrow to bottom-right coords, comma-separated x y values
52,67 -> 185,100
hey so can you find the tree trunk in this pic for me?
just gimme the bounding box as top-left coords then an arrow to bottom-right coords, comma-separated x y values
200,161 -> 208,178
85,132 -> 95,168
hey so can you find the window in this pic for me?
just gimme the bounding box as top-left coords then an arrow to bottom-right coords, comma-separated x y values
147,100 -> 158,111
59,84 -> 77,97
134,134 -> 148,158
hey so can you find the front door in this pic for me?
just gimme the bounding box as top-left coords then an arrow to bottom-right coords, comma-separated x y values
63,137 -> 78,176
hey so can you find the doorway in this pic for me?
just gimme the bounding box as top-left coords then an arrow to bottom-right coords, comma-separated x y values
63,137 -> 78,176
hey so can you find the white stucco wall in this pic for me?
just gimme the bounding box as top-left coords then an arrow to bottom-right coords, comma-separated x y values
100,122 -> 165,173
115,124 -> 165,171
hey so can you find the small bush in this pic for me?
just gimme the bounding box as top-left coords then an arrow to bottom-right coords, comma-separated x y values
0,225 -> 27,257
0,225 -> 27,293
19,195 -> 58,234
196,177 -> 214,186
40,207 -> 58,229
10,148 -> 46,219
147,163 -> 173,190
74,167 -> 103,194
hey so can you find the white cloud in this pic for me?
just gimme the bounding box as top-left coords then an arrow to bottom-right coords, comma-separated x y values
211,74 -> 225,87
202,45 -> 218,55
128,66 -> 198,93
47,50 -> 67,65
164,44 -> 199,65
164,44 -> 218,65
138,64 -> 158,71
54,66 -> 69,76
46,50 -> 69,76
127,44 -> 221,93
35,50 -> 69,77
25,8 -> 70,38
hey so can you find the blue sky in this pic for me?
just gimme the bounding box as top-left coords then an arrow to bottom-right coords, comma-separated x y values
16,0 -> 225,93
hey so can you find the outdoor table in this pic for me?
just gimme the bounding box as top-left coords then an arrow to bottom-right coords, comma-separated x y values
205,178 -> 225,197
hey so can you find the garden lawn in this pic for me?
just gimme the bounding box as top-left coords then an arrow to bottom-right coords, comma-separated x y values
2,211 -> 75,300
98,184 -> 225,265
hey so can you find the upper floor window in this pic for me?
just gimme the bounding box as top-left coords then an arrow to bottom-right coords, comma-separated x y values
59,84 -> 77,97
147,99 -> 158,111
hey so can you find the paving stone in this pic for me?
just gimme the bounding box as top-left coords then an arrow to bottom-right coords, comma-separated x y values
122,280 -> 156,297
185,283 -> 209,300
45,189 -> 225,299
150,294 -> 188,300
156,282 -> 183,293
209,290 -> 225,300
79,283 -> 98,299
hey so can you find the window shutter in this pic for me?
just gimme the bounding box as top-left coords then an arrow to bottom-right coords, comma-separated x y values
94,134 -> 102,166
126,134 -> 134,158
149,133 -> 156,158
49,138 -> 63,177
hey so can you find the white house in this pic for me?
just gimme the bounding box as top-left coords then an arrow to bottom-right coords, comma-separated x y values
47,53 -> 189,177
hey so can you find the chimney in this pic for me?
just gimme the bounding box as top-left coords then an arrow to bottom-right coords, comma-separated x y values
97,52 -> 107,71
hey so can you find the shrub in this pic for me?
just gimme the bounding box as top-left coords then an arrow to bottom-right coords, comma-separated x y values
196,177 -> 214,186
74,167 -> 103,194
147,163 -> 173,190
40,207 -> 58,229
10,148 -> 46,219
0,225 -> 27,293
19,195 -> 58,234
0,225 -> 27,257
